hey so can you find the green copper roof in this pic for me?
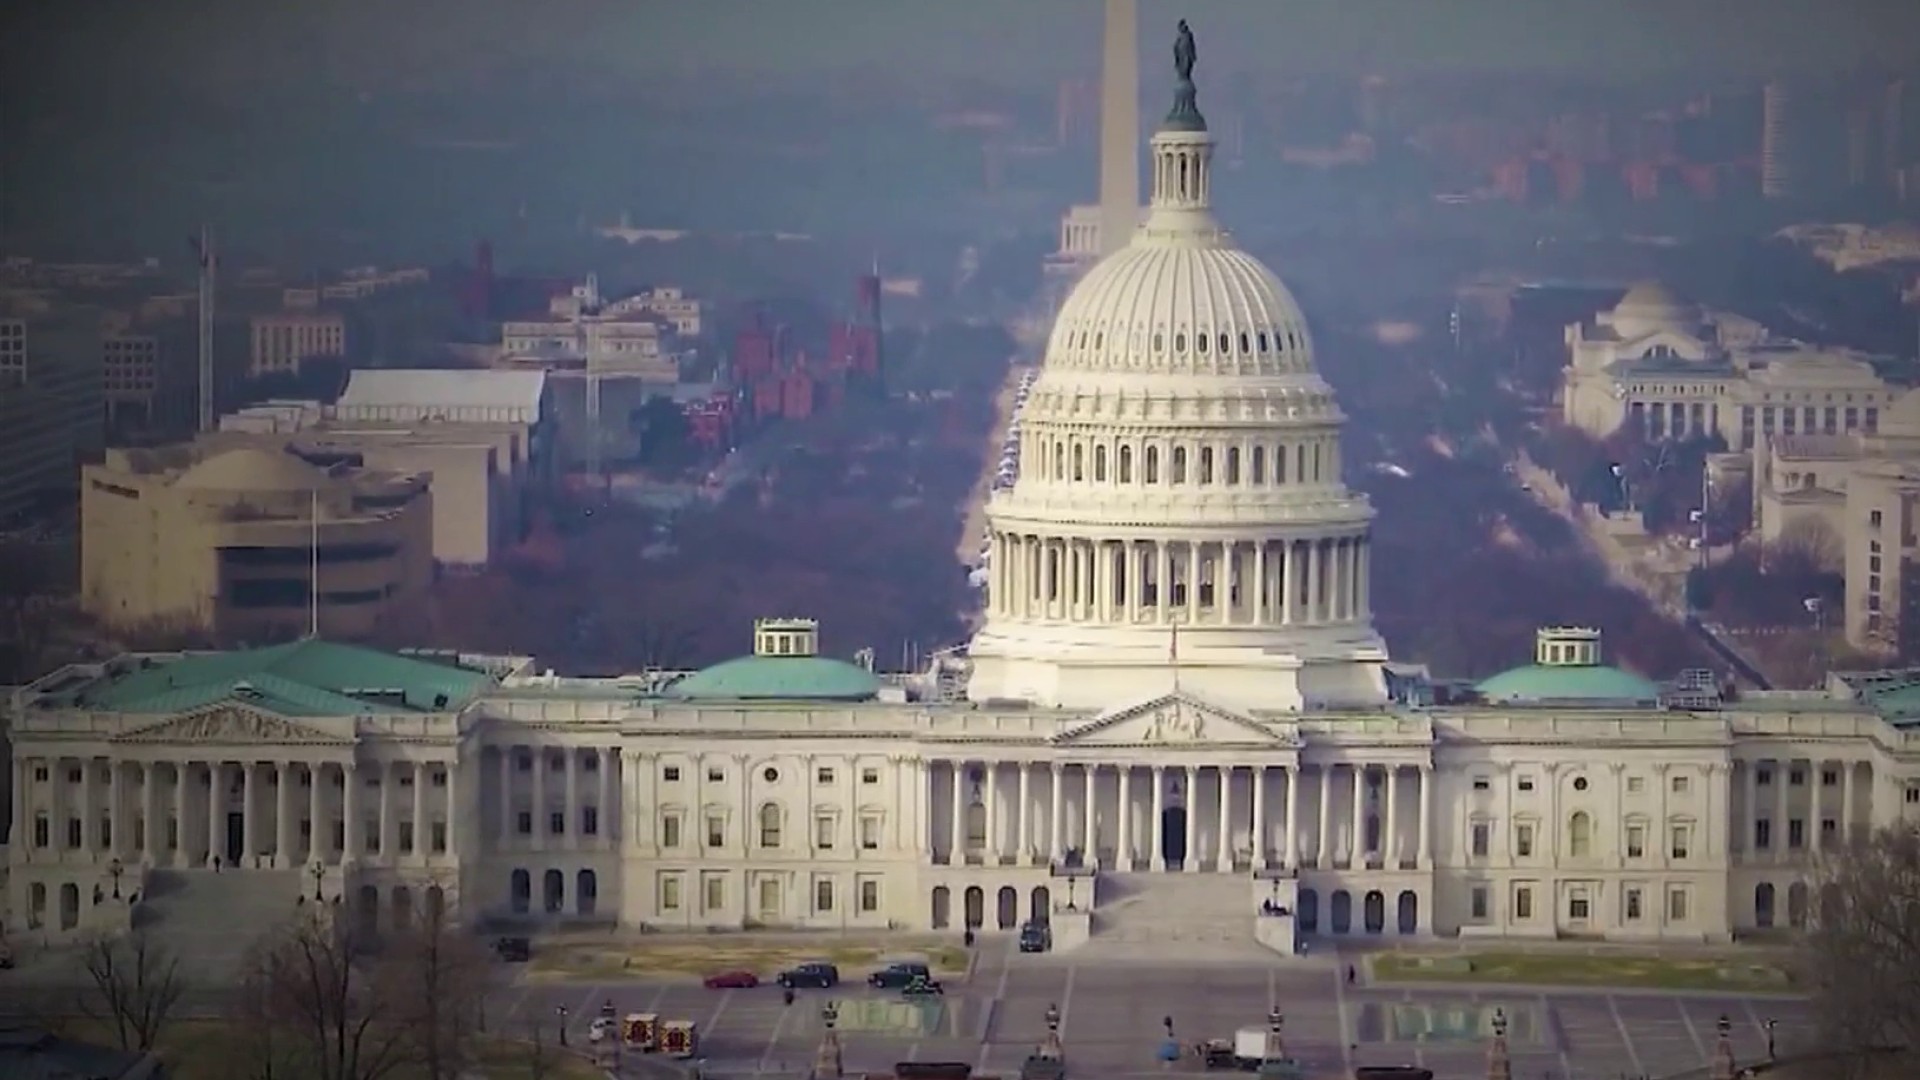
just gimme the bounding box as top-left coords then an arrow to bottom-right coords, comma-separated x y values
67,640 -> 495,716
663,655 -> 881,702
1474,663 -> 1662,706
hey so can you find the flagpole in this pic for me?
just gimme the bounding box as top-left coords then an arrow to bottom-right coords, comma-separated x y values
308,489 -> 320,638
1170,617 -> 1181,693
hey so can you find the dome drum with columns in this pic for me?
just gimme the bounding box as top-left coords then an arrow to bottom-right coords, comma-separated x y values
969,45 -> 1386,712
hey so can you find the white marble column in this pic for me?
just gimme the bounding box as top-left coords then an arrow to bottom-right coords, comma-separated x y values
530,748 -> 548,852
497,748 -> 514,846
1744,761 -> 1759,856
1151,765 -> 1167,870
141,765 -> 159,865
343,763 -> 362,860
1384,766 -> 1400,867
172,763 -> 189,867
1049,763 -> 1065,861
1284,766 -> 1299,868
107,761 -> 124,856
1182,766 -> 1198,872
985,762 -> 1002,862
1841,762 -> 1855,846
411,762 -> 427,858
1016,762 -> 1033,862
378,764 -> 396,858
1774,758 -> 1791,861
78,758 -> 95,855
1186,543 -> 1201,622
1281,541 -> 1298,624
1082,765 -> 1098,865
1810,760 -> 1824,855
1252,766 -> 1268,869
275,763 -> 294,867
1316,766 -> 1331,866
1215,766 -> 1233,871
563,750 -> 579,850
6,758 -> 21,853
1350,765 -> 1366,866
1417,766 -> 1433,868
447,760 -> 460,857
597,748 -> 614,847
913,758 -> 931,856
206,763 -> 223,866
1253,543 -> 1267,623
241,763 -> 258,866
949,760 -> 966,862
308,764 -> 325,861
1116,766 -> 1134,869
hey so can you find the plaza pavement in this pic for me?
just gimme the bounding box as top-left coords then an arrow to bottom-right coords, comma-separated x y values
490,941 -> 1817,1080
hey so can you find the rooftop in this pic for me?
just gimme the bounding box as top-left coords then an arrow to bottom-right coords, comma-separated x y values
337,368 -> 547,415
36,639 -> 499,716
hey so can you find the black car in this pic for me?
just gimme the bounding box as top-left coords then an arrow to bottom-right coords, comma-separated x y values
1018,921 -> 1051,953
777,962 -> 840,989
868,962 -> 932,989
494,937 -> 531,962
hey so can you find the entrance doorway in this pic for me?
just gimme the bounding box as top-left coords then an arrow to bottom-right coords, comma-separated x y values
226,813 -> 244,865
1161,806 -> 1188,866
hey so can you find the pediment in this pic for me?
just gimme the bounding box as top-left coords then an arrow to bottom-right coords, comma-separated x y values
1619,329 -> 1710,360
114,704 -> 352,745
1053,692 -> 1292,748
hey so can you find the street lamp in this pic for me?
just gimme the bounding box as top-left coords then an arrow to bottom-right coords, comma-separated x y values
311,860 -> 326,901
108,858 -> 123,899
1765,1018 -> 1777,1059
1716,1014 -> 1730,1042
1491,1008 -> 1507,1040
556,1006 -> 569,1046
1045,1003 -> 1060,1034
822,1000 -> 839,1032
1065,875 -> 1078,910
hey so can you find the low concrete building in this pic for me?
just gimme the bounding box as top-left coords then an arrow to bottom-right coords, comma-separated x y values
80,442 -> 434,643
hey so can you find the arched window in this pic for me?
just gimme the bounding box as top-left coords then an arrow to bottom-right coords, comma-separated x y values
1145,446 -> 1160,484
1225,447 -> 1241,484
1072,443 -> 1084,481
1257,332 -> 1270,353
1153,333 -> 1164,353
758,803 -> 782,848
1218,333 -> 1230,355
1276,444 -> 1290,483
1251,446 -> 1266,484
1118,445 -> 1134,484
1198,447 -> 1213,484
1053,442 -> 1065,481
1171,447 -> 1188,484
1093,332 -> 1104,351
1568,812 -> 1592,858
1094,444 -> 1108,482
1197,332 -> 1209,355
1174,332 -> 1187,353
1238,332 -> 1251,355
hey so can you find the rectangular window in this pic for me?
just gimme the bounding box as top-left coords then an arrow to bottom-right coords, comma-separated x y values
860,816 -> 881,850
1789,768 -> 1805,786
815,879 -> 834,913
815,815 -> 836,850
1757,769 -> 1773,786
861,768 -> 880,784
549,811 -> 565,837
663,766 -> 682,782
1469,886 -> 1489,921
1822,769 -> 1839,787
1668,887 -> 1689,921
1626,825 -> 1645,859
67,818 -> 81,849
1672,775 -> 1689,794
703,874 -> 725,912
816,767 -> 835,785
1821,818 -> 1836,838
98,817 -> 112,851
33,816 -> 48,848
1569,889 -> 1590,921
1514,886 -> 1533,920
707,767 -> 725,783
1470,822 -> 1490,857
1788,818 -> 1805,849
660,876 -> 682,911
400,823 -> 415,853
517,810 -> 533,836
1516,776 -> 1535,792
1672,825 -> 1691,859
661,815 -> 682,849
517,753 -> 532,772
1626,776 -> 1644,794
1625,888 -> 1643,921
583,807 -> 600,836
1755,819 -> 1772,849
432,821 -> 447,853
1515,824 -> 1534,857
860,878 -> 880,913
706,815 -> 726,848
1471,776 -> 1490,791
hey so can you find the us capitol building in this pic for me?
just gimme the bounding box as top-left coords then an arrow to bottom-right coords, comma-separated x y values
9,39 -> 1920,958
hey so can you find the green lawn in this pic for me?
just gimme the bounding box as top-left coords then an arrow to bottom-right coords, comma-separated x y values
526,937 -> 969,983
1368,950 -> 1793,992
55,1019 -> 603,1080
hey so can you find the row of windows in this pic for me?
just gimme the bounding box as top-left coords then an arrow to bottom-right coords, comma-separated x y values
1466,882 -> 1691,924
657,872 -> 884,916
1060,324 -> 1303,360
657,808 -> 886,851
1470,772 -> 1693,795
655,764 -> 884,786
1466,817 -> 1696,860
30,814 -> 448,855
28,764 -> 446,788
1029,438 -> 1335,488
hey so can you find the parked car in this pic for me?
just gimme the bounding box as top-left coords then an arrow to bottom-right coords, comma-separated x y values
776,962 -> 840,989
1018,921 -> 1052,953
494,937 -> 530,962
868,961 -> 932,989
703,969 -> 760,989
900,974 -> 944,997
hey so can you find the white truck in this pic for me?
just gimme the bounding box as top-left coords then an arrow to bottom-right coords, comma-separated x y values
1232,1027 -> 1269,1068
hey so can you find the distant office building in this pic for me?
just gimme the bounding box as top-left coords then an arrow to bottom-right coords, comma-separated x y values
0,316 -> 104,523
1761,80 -> 1796,199
80,442 -> 433,642
1561,282 -> 1902,452
248,310 -> 347,379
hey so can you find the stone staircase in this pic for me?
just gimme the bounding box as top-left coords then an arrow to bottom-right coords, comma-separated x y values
1074,872 -> 1261,961
133,869 -> 302,980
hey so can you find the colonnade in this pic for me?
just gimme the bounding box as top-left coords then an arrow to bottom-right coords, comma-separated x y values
1736,757 -> 1866,859
493,744 -> 621,851
988,533 -> 1370,626
8,756 -> 457,870
929,759 -> 1431,873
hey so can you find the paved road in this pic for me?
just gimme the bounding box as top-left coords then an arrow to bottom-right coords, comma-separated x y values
483,942 -> 1816,1080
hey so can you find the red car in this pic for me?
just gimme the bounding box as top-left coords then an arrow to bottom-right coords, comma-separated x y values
703,969 -> 760,989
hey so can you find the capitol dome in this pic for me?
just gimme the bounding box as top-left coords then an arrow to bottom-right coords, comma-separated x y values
1608,281 -> 1700,339
967,26 -> 1388,713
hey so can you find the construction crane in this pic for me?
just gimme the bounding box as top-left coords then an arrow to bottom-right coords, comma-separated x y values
189,225 -> 217,432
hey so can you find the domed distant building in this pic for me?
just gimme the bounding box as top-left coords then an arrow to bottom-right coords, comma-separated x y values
1561,280 -> 1900,451
11,23 -> 1920,970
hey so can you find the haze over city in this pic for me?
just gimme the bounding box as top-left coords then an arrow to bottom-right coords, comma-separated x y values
3,4 -> 1920,1080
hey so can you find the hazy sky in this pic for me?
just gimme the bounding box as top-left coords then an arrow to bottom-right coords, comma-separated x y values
12,0 -> 1920,93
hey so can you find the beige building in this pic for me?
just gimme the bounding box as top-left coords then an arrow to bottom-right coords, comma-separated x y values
80,443 -> 434,642
248,311 -> 347,378
1561,282 -> 1902,452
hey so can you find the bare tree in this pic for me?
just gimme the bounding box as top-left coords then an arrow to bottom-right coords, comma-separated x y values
78,928 -> 187,1053
520,1019 -> 553,1080
1800,825 -> 1920,1067
376,886 -> 494,1080
227,938 -> 305,1080
252,908 -> 409,1080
